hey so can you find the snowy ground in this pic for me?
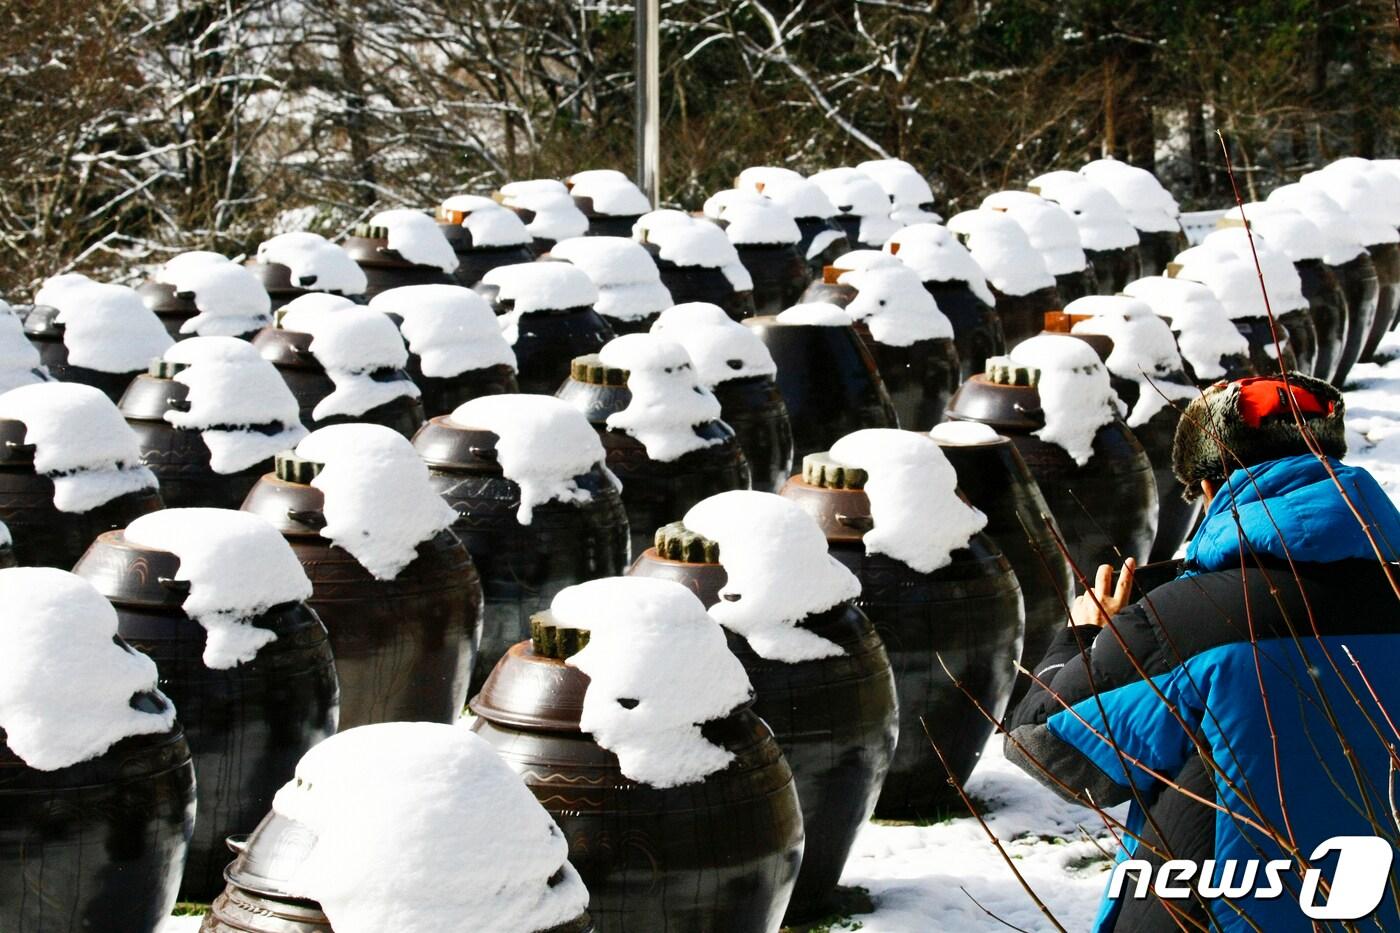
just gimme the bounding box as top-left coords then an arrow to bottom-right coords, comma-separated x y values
162,332 -> 1400,933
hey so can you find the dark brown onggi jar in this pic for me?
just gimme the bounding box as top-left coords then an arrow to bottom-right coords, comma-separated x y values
367,305 -> 519,419
470,618 -> 805,933
744,315 -> 898,465
340,222 -> 456,299
1277,305 -> 1319,377
135,282 -> 266,342
710,373 -> 794,495
1134,228 -> 1188,279
474,278 -> 616,396
945,364 -> 1159,573
118,359 -> 273,509
931,426 -> 1073,707
203,813 -> 594,933
412,414 -> 630,694
922,280 -> 1005,379
732,241 -> 811,315
243,260 -> 362,313
557,355 -> 751,558
1363,240 -> 1400,362
240,452 -> 481,730
794,217 -> 850,278
779,454 -> 1024,819
72,531 -> 339,903
639,240 -> 758,323
1085,244 -> 1143,296
0,691 -> 195,933
22,304 -> 141,403
1332,251 -> 1379,384
1296,259 -> 1349,384
436,204 -> 537,288
1230,314 -> 1298,375
1053,265 -> 1098,305
251,319 -> 425,438
990,282 -> 1063,352
626,524 -> 897,921
0,417 -> 163,569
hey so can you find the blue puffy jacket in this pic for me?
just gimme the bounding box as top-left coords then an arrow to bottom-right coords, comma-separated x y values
1006,454 -> 1400,932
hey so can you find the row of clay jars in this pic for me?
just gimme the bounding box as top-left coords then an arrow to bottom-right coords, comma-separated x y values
1361,239 -> 1400,362
70,532 -> 339,904
945,363 -> 1159,575
240,453 -> 481,732
1332,250 -> 1381,384
780,453 -> 1025,818
472,276 -> 616,394
799,265 -> 961,429
636,239 -> 758,323
627,523 -> 898,921
470,618 -> 805,933
1295,257 -> 1351,384
556,356 -> 751,559
0,691 -> 196,933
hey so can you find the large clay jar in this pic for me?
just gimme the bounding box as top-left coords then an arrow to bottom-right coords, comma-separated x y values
1085,245 -> 1143,296
642,241 -> 758,323
925,281 -> 1005,379
475,275 -> 616,396
244,260 -> 360,313
1136,229 -> 1188,279
0,416 -> 162,568
413,413 -> 630,693
779,454 -> 1024,818
252,323 -> 426,437
436,202 -> 536,288
1296,259 -> 1350,384
118,359 -> 269,509
744,315 -> 898,463
204,813 -> 594,933
1054,266 -> 1098,305
794,217 -> 851,278
945,367 -> 1158,574
470,618 -> 805,933
1231,315 -> 1298,375
1278,307 -> 1320,376
72,531 -> 339,903
1363,241 -> 1400,361
241,453 -> 480,730
136,282 -> 265,342
1333,251 -> 1380,384
22,304 -> 140,402
340,223 -> 456,298
990,284 -> 1062,351
711,375 -> 794,494
557,356 -> 750,558
627,526 -> 898,920
931,425 -> 1072,705
0,693 -> 195,933
735,243 -> 810,315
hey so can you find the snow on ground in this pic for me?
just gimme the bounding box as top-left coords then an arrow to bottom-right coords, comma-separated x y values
163,330 -> 1400,931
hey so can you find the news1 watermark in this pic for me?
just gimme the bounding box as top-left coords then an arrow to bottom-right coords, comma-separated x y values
1108,836 -> 1395,920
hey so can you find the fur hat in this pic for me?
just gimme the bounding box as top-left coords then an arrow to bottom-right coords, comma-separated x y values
1171,372 -> 1346,500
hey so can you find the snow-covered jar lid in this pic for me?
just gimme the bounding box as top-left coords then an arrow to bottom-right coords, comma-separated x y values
946,209 -> 1055,296
1121,276 -> 1249,381
1218,204 -> 1325,262
701,190 -> 802,247
837,261 -> 953,346
154,252 -> 273,337
348,210 -> 459,274
1064,295 -> 1196,427
565,169 -> 652,218
369,284 -> 517,378
546,576 -> 754,787
286,424 -> 460,580
808,168 -> 901,246
278,295 -> 420,421
1320,157 -> 1400,227
1299,163 -> 1400,245
1078,159 -> 1181,233
255,232 -> 369,296
1265,183 -> 1368,265
547,237 -> 672,324
857,158 -> 942,225
254,722 -> 590,933
0,567 -> 176,771
883,223 -> 996,305
498,180 -> 591,242
1177,228 -> 1309,317
438,195 -> 532,249
650,302 -> 777,387
1028,171 -> 1140,251
0,382 -> 158,513
161,337 -> 307,474
987,334 -> 1126,465
633,210 -> 754,292
981,190 -> 1088,277
32,275 -> 174,374
677,490 -> 860,661
736,167 -> 838,220
774,302 -> 853,327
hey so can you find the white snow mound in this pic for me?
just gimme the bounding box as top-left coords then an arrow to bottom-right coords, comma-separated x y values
0,312 -> 48,392
809,168 -> 901,246
1265,184 -> 1368,265
280,297 -> 419,420
947,210 -> 1055,296
499,180 -> 591,241
1078,159 -> 1181,233
439,195 -> 531,248
1219,204 -> 1326,262
1065,295 -> 1197,427
257,232 -> 368,295
702,191 -> 801,246
634,210 -> 754,291
1028,171 -> 1140,251
981,190 -> 1088,277
157,252 -> 272,336
1004,334 -> 1124,465
598,333 -> 724,462
567,169 -> 651,216
776,302 -> 852,326
884,223 -> 996,306
736,167 -> 838,219
552,576 -> 753,788
369,209 -> 459,274
929,421 -> 1003,446
839,263 -> 954,346
1122,276 -> 1248,381
369,284 -> 517,377
650,302 -> 776,386
549,237 -> 672,323
35,277 -> 173,373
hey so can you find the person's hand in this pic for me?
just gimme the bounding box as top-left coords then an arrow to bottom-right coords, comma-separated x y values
1070,558 -> 1136,627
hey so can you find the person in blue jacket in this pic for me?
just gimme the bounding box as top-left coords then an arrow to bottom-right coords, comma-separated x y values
1005,372 -> 1400,932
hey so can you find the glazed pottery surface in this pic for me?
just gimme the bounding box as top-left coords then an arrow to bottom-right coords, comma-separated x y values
642,243 -> 757,322
1136,229 -> 1187,279
1296,260 -> 1349,384
710,375 -> 794,494
1363,241 -> 1400,361
341,232 -> 456,299
924,280 -> 1005,379
736,243 -> 811,315
794,217 -> 850,278
1334,252 -> 1380,384
990,285 -> 1062,352
1086,245 -> 1143,296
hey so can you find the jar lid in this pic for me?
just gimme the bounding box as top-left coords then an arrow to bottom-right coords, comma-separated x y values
529,614 -> 590,660
349,223 -> 390,240
275,451 -> 323,483
147,357 -> 188,379
569,354 -> 628,386
801,451 -> 867,489
985,358 -> 1041,386
653,521 -> 720,563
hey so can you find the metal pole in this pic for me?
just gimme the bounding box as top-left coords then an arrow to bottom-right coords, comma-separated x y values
635,0 -> 661,205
